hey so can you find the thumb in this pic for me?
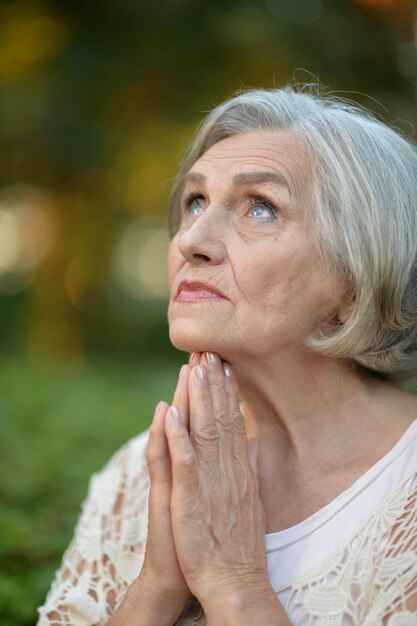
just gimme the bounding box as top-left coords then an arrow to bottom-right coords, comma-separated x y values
247,437 -> 260,482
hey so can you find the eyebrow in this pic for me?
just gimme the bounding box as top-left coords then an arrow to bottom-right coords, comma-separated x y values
185,170 -> 290,194
185,172 -> 206,185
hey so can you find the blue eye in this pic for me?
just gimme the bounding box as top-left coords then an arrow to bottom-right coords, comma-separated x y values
182,193 -> 204,218
250,205 -> 272,218
248,198 -> 278,220
189,199 -> 204,216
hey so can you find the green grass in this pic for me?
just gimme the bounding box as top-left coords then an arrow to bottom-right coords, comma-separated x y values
0,353 -> 183,626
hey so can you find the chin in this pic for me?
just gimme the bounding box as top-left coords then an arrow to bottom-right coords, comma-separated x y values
168,319 -> 226,356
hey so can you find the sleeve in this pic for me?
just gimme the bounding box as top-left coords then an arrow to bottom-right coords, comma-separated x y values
36,428 -> 151,626
363,471 -> 417,626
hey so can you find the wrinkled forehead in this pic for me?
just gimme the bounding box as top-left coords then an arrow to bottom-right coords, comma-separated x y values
190,130 -> 311,203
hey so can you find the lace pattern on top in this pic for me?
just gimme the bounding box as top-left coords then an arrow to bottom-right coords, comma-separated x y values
37,433 -> 150,625
280,470 -> 417,626
37,430 -> 417,626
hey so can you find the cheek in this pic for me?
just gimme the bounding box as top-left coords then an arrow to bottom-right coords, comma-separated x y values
234,242 -> 298,308
240,265 -> 284,305
234,239 -> 335,323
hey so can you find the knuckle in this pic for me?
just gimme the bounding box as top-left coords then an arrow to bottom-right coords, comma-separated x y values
176,452 -> 196,471
146,455 -> 159,476
193,424 -> 219,447
216,417 -> 234,434
146,446 -> 165,469
234,415 -> 247,436
209,374 -> 225,390
213,402 -> 228,418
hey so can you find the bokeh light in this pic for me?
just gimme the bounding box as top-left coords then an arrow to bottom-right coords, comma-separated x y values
112,217 -> 170,300
0,184 -> 56,293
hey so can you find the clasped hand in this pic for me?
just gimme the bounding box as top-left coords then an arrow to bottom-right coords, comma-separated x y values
141,351 -> 272,619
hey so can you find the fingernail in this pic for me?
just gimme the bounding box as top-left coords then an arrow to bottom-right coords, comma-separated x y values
222,363 -> 237,394
205,352 -> 219,367
196,365 -> 206,380
222,362 -> 233,378
168,405 -> 181,424
155,401 -> 165,414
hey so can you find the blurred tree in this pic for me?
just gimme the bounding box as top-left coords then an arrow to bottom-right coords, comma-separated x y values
0,0 -> 415,362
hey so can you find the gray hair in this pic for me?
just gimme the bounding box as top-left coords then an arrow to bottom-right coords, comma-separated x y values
167,85 -> 417,385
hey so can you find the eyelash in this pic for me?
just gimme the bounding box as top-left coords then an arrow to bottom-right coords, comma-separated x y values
181,192 -> 279,221
181,193 -> 203,219
249,196 -> 279,219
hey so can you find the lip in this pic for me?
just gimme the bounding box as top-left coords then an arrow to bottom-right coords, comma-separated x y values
176,280 -> 228,301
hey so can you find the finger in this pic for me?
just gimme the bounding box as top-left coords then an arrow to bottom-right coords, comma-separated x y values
203,352 -> 234,441
146,401 -> 171,484
219,393 -> 254,504
172,364 -> 191,432
222,361 -> 250,463
165,405 -> 199,498
188,364 -> 219,463
188,351 -> 201,366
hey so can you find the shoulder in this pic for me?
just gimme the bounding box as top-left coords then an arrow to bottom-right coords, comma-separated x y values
99,427 -> 151,473
102,427 -> 151,471
83,427 -> 151,517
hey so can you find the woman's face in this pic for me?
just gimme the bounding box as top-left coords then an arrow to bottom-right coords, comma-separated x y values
167,130 -> 346,361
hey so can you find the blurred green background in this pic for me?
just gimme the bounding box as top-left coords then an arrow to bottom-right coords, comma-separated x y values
0,0 -> 416,624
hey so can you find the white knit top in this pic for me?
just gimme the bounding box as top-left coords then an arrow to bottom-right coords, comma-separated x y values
37,419 -> 417,626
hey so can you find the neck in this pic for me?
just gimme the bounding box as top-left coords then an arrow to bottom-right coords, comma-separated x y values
230,350 -> 392,467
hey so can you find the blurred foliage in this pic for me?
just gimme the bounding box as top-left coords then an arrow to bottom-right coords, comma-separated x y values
0,0 -> 417,624
0,0 -> 415,361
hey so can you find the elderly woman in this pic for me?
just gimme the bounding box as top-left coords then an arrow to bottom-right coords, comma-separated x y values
37,85 -> 417,626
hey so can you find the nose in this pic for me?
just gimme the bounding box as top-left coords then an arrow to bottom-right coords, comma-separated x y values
177,204 -> 226,265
